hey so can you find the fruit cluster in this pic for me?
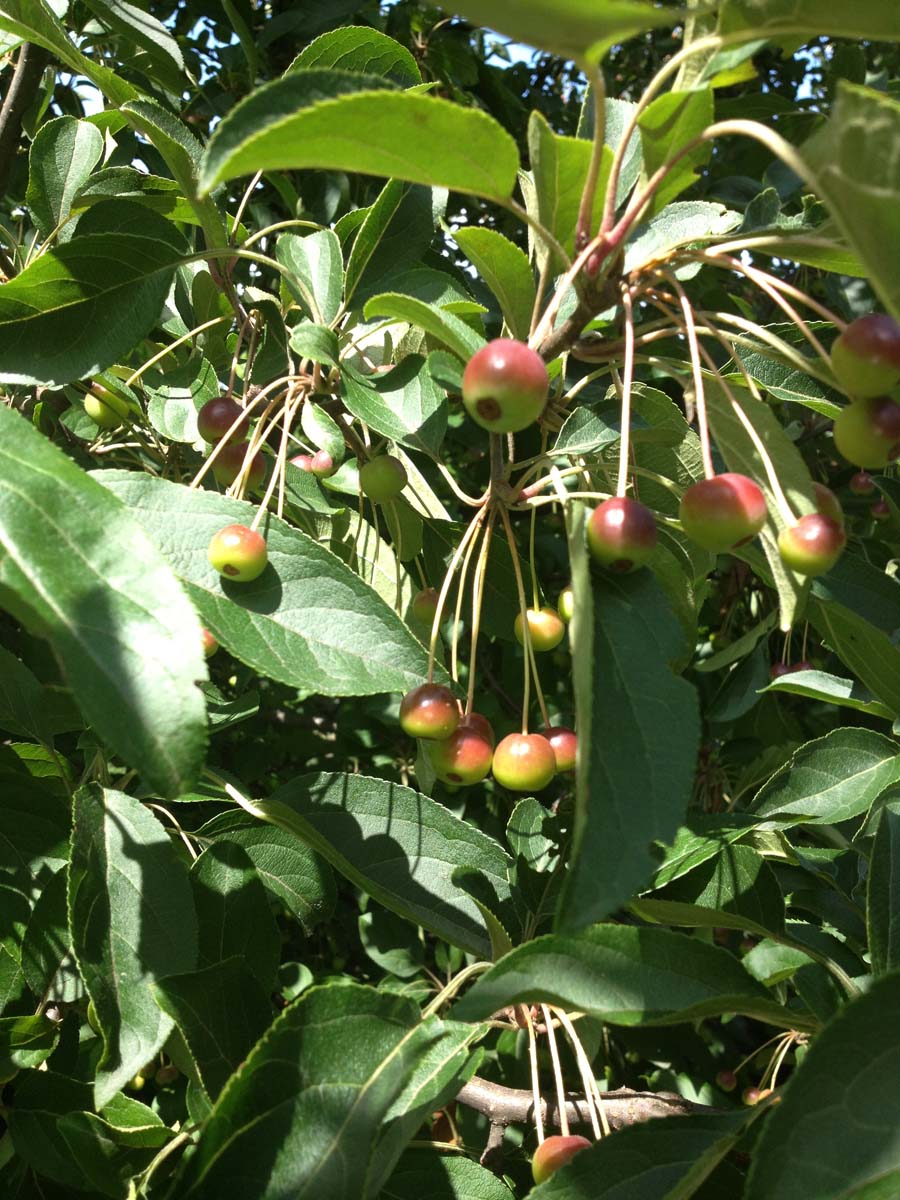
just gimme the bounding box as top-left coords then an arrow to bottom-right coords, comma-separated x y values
197,315 -> 897,757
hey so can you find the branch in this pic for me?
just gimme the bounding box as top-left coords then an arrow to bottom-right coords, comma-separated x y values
0,44 -> 50,204
457,1075 -> 721,1132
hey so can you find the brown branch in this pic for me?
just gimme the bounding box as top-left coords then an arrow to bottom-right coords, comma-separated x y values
0,43 -> 50,205
457,1075 -> 721,1132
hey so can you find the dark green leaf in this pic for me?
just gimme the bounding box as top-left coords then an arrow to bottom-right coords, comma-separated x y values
342,357 -> 448,456
0,1014 -> 58,1072
746,971 -> 900,1199
452,226 -> 536,341
0,408 -> 207,797
276,230 -> 343,325
95,471 -> 440,698
174,982 -> 480,1200
0,769 -> 69,904
383,1151 -> 513,1199
190,842 -> 280,989
720,0 -> 900,41
144,355 -> 220,444
291,25 -> 421,86
200,71 -> 519,202
0,200 -> 186,386
257,771 -> 514,958
750,728 -> 900,826
453,925 -> 808,1029
558,530 -> 700,930
764,669 -> 894,722
20,868 -> 83,1004
26,116 -> 103,237
868,803 -> 900,976
68,786 -> 197,1107
153,958 -> 273,1101
363,293 -> 484,360
527,1111 -> 751,1199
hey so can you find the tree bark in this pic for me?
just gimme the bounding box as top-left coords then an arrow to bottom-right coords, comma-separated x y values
0,43 -> 50,209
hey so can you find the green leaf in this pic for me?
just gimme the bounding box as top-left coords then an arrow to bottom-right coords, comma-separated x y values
68,786 -> 198,1108
144,354 -> 220,444
153,959 -> 273,1101
200,71 -> 519,202
638,88 -> 714,214
300,400 -> 346,461
345,181 -> 445,304
20,868 -> 84,1004
0,770 -> 69,906
452,925 -> 809,1030
341,357 -> 448,456
528,111 -> 611,265
634,844 -> 785,939
624,200 -> 740,275
253,771 -> 514,958
0,408 -> 207,798
95,471 -> 440,698
452,226 -> 536,341
867,803 -> 900,976
384,1151 -> 514,1199
289,322 -> 341,367
0,1015 -> 58,1072
7,1070 -> 97,1190
649,812 -> 762,888
26,116 -> 103,238
750,728 -> 900,827
0,199 -> 186,387
720,0 -> 900,41
802,83 -> 900,322
0,0 -> 139,105
276,230 -> 343,325
0,647 -> 55,743
83,0 -> 185,90
201,811 -> 335,933
291,25 -> 421,86
446,0 -> 686,63
174,982 -> 480,1200
190,842 -> 280,989
558,538 -> 700,930
526,1111 -> 751,1199
745,971 -> 900,1199
765,669 -> 894,723
363,293 -> 484,360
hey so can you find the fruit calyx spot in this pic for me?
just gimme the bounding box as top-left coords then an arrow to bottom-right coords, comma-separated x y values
476,396 -> 502,420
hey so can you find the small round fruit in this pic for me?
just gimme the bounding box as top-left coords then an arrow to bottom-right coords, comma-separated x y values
587,497 -> 657,571
201,628 -> 219,658
812,482 -> 844,527
742,1087 -> 762,1106
290,453 -> 315,472
155,1064 -> 180,1086
872,498 -> 891,521
769,662 -> 791,679
84,382 -> 130,429
462,338 -> 549,434
716,1069 -> 738,1093
833,396 -> 900,467
197,395 -> 249,444
212,442 -> 266,490
532,1135 -> 592,1185
458,711 -> 495,747
849,470 -> 875,496
514,607 -> 566,652
558,586 -> 574,623
427,725 -> 493,785
411,587 -> 440,626
831,313 -> 900,398
310,449 -> 337,478
792,660 -> 814,672
360,455 -> 408,502
399,683 -> 459,740
208,524 -> 268,583
492,732 -> 556,792
777,514 -> 846,577
545,726 -> 577,773
679,474 -> 767,552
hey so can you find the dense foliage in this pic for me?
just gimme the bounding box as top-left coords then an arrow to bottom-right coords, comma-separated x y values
1,1 -> 900,1197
